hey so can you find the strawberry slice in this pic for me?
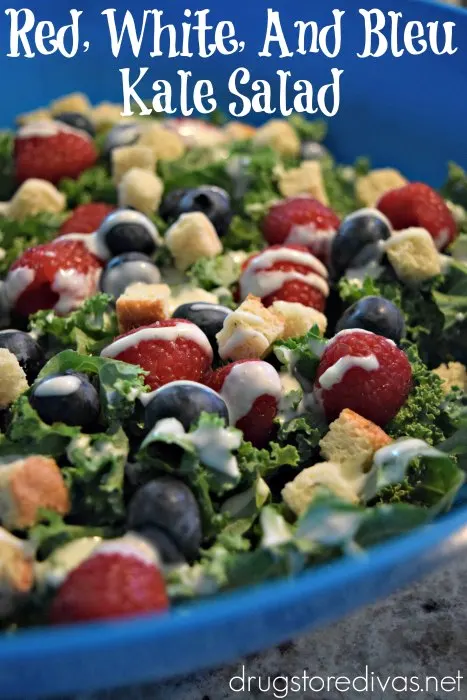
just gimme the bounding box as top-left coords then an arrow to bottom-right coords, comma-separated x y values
377,182 -> 457,250
15,120 -> 98,184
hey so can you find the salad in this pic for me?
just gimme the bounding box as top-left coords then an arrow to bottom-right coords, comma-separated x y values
0,91 -> 465,628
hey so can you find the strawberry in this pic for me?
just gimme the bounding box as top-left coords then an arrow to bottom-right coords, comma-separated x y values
314,329 -> 412,426
377,183 -> 457,250
15,121 -> 98,184
206,360 -> 282,447
59,203 -> 116,236
50,536 -> 168,624
101,319 -> 213,390
239,245 -> 329,312
262,197 -> 340,263
5,239 -> 103,317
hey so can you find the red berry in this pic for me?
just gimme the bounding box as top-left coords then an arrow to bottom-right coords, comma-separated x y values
206,360 -> 282,447
262,197 -> 340,263
6,239 -> 102,317
50,548 -> 168,624
59,203 -> 116,236
377,183 -> 457,250
15,123 -> 98,184
101,319 -> 213,391
239,245 -> 329,312
314,330 -> 412,426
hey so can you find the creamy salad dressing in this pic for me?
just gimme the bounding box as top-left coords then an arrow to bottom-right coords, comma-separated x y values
318,354 -> 379,390
36,537 -> 103,588
52,268 -> 101,315
101,322 -> 213,359
373,438 -> 441,469
244,247 -> 328,278
56,232 -> 110,262
94,533 -> 161,567
17,119 -> 93,141
34,375 -> 81,397
285,225 -> 336,256
241,269 -> 329,299
3,267 -> 35,305
218,361 -> 282,425
98,209 -> 161,246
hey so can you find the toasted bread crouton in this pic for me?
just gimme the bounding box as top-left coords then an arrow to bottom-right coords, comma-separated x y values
165,212 -> 223,271
216,294 -> 284,361
433,362 -> 467,394
16,108 -> 51,126
91,102 -> 125,130
137,124 -> 186,162
278,161 -> 329,204
170,287 -> 219,314
49,92 -> 91,116
253,119 -> 301,157
271,301 -> 327,339
0,456 -> 69,529
384,227 -> 441,284
356,168 -> 408,208
282,462 -> 358,516
116,283 -> 171,332
223,122 -> 256,142
320,408 -> 392,476
0,528 -> 34,618
112,145 -> 157,185
118,167 -> 164,216
0,350 -> 29,409
8,179 -> 66,220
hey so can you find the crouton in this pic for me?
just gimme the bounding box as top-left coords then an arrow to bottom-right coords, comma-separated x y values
433,362 -> 467,394
16,108 -> 51,126
282,462 -> 359,517
217,294 -> 284,361
0,456 -> 69,529
278,161 -> 329,204
170,287 -> 219,314
111,145 -> 157,185
8,179 -> 66,220
165,212 -> 223,271
116,282 -> 172,332
253,119 -> 301,157
0,350 -> 28,408
118,167 -> 164,216
271,301 -> 327,339
356,168 -> 408,208
91,102 -> 125,130
137,124 -> 186,162
384,227 -> 441,284
49,92 -> 91,116
320,408 -> 392,476
0,528 -> 34,618
223,122 -> 256,142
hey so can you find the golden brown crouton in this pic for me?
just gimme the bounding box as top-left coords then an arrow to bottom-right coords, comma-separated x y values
49,92 -> 91,116
165,212 -> 223,271
320,408 -> 392,476
384,227 -> 441,284
223,122 -> 256,142
271,300 -> 327,339
0,456 -> 69,529
356,168 -> 408,208
137,124 -> 186,162
278,161 -> 329,204
0,350 -> 29,408
112,145 -> 157,185
253,119 -> 300,157
433,362 -> 467,394
116,283 -> 172,332
118,167 -> 164,216
216,294 -> 285,361
282,462 -> 359,517
8,179 -> 66,220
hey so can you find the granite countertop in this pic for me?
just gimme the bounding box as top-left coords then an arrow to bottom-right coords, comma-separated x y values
68,556 -> 467,700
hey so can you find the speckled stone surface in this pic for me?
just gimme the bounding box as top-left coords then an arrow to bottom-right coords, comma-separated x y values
69,557 -> 467,700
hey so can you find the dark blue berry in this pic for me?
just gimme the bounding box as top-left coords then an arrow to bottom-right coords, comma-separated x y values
97,210 -> 160,257
330,209 -> 391,278
172,301 -> 230,358
30,371 -> 100,429
134,525 -> 185,565
0,330 -> 45,382
100,252 -> 161,298
336,296 -> 405,344
54,112 -> 95,138
144,380 -> 229,432
127,477 -> 202,561
159,189 -> 187,222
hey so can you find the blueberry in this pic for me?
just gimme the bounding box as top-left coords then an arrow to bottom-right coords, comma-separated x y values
144,380 -> 229,432
169,186 -> 232,236
127,477 -> 202,561
100,252 -> 161,298
0,330 -> 45,382
97,209 -> 161,257
330,209 -> 391,278
30,371 -> 100,429
301,141 -> 329,161
101,122 -> 141,161
336,296 -> 405,344
135,525 -> 185,565
54,112 -> 96,138
172,302 -> 230,358
159,189 -> 187,222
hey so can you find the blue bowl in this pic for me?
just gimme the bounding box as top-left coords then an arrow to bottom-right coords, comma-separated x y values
1,0 -> 467,697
